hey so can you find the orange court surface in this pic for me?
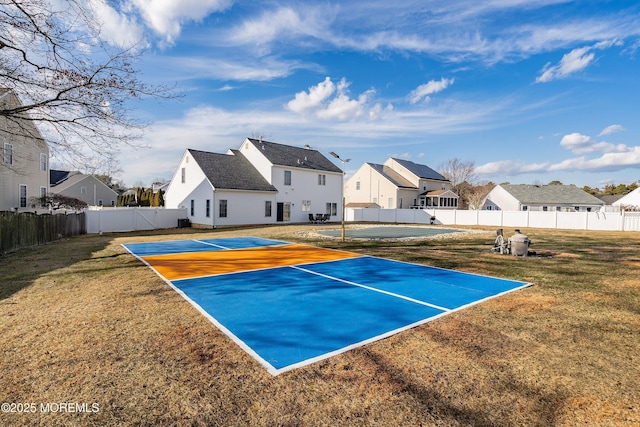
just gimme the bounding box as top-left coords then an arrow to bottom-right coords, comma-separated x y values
141,243 -> 361,280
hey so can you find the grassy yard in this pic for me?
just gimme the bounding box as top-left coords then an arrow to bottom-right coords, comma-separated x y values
0,225 -> 638,426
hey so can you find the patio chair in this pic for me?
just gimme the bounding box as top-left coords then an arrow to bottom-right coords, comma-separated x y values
308,213 -> 317,223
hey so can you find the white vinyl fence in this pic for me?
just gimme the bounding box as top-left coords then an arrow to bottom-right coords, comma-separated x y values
85,207 -> 189,234
346,208 -> 640,232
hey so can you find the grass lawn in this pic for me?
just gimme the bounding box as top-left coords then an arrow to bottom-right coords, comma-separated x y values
1,225 -> 638,426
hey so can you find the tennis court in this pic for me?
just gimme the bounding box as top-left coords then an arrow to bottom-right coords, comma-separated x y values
123,236 -> 531,375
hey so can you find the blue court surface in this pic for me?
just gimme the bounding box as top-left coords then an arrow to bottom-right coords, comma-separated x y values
123,236 -> 531,375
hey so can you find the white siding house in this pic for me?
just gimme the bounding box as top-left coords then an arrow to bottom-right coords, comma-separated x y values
164,138 -> 343,227
0,89 -> 49,211
482,184 -> 605,212
613,188 -> 640,210
50,170 -> 118,207
344,158 -> 457,209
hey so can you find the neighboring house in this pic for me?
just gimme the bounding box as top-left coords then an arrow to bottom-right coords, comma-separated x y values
613,188 -> 640,210
0,88 -> 50,211
482,184 -> 605,212
50,170 -> 118,207
164,138 -> 344,227
344,158 -> 458,209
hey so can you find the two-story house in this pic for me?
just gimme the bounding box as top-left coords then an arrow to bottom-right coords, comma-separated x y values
164,138 -> 344,227
344,158 -> 458,209
0,89 -> 49,211
50,170 -> 118,207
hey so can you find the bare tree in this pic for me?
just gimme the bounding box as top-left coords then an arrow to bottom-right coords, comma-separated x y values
0,0 -> 175,162
438,158 -> 476,189
438,158 -> 477,207
466,181 -> 496,210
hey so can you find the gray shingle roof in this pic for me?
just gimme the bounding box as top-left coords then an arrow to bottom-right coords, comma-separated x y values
50,169 -> 72,186
392,158 -> 448,181
247,138 -> 342,173
502,184 -> 604,205
368,163 -> 416,189
188,149 -> 277,192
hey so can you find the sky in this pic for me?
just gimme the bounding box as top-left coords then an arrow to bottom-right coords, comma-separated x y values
84,0 -> 640,188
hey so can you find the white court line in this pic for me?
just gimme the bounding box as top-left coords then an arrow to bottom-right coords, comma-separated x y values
192,239 -> 231,250
290,265 -> 451,312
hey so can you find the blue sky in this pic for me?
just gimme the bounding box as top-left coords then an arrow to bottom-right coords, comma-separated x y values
90,1 -> 640,188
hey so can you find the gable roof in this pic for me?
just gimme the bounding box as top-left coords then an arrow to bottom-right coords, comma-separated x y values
50,169 -> 71,186
246,138 -> 342,173
501,184 -> 604,205
49,170 -> 118,196
391,158 -> 448,181
596,194 -> 624,205
367,163 -> 416,189
189,149 -> 277,192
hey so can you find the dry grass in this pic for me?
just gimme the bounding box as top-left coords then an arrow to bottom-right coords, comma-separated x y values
0,225 -> 638,426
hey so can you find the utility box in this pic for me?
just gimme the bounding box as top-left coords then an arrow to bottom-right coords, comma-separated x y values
509,232 -> 530,256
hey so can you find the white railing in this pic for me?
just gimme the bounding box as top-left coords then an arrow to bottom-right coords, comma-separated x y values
85,207 -> 189,234
346,208 -> 640,231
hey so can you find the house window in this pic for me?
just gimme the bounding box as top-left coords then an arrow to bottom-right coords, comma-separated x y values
265,201 -> 272,217
556,206 -> 561,212
318,174 -> 326,185
40,187 -> 47,207
40,153 -> 47,171
19,185 -> 27,208
181,168 -> 186,183
190,199 -> 194,216
326,202 -> 337,216
219,199 -> 227,217
284,170 -> 292,186
302,200 -> 311,211
98,200 -> 103,206
80,186 -> 86,195
4,143 -> 13,165
522,205 -> 528,211
356,181 -> 360,190
206,199 -> 210,217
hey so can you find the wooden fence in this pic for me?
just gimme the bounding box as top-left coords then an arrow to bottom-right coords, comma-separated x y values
0,211 -> 86,255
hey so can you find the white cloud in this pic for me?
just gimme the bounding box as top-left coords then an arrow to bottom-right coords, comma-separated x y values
548,147 -> 640,172
560,132 -> 628,155
408,78 -> 454,104
226,6 -> 333,51
536,39 -> 621,83
88,0 -> 144,48
476,131 -> 640,179
598,124 -> 625,136
287,77 -> 336,114
287,77 -> 378,121
165,55 -> 308,81
130,0 -> 232,43
476,160 -> 548,177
